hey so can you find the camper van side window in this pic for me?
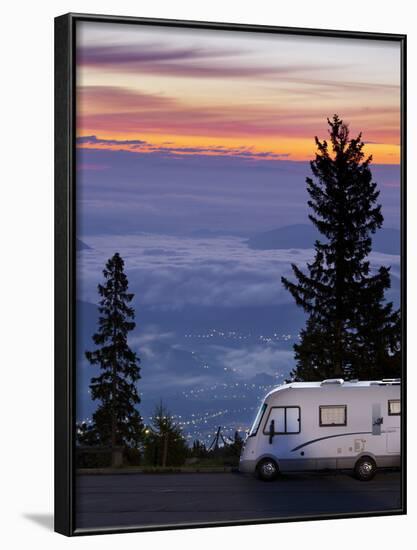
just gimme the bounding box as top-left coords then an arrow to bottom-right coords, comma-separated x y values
388,400 -> 400,416
263,407 -> 301,434
319,405 -> 347,427
248,403 -> 267,436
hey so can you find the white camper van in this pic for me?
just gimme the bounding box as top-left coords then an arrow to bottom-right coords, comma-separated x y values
239,379 -> 401,481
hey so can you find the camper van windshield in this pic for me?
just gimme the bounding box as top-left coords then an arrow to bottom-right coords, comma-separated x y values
249,403 -> 267,436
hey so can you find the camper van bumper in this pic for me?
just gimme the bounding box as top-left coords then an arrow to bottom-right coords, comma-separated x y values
239,458 -> 257,473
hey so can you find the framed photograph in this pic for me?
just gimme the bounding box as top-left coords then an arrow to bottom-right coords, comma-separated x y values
55,13 -> 406,536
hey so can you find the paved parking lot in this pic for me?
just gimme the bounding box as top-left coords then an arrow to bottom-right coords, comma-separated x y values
76,470 -> 402,531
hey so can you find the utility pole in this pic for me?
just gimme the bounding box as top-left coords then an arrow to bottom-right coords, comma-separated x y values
208,427 -> 222,451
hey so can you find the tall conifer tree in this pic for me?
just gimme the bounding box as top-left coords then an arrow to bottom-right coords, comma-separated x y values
84,252 -> 143,461
143,402 -> 188,467
282,115 -> 400,380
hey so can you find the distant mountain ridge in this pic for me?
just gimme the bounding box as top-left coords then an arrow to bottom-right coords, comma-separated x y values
76,238 -> 91,251
246,224 -> 400,255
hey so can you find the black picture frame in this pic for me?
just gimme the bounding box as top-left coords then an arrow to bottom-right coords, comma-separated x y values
55,12 -> 407,536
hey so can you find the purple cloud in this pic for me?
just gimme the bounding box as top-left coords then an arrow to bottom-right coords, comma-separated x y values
78,85 -> 176,109
76,134 -> 289,160
76,135 -> 148,148
77,43 -> 338,79
78,43 -> 241,66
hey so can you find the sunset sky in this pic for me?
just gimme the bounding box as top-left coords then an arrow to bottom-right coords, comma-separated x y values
75,21 -> 401,440
76,21 -> 401,164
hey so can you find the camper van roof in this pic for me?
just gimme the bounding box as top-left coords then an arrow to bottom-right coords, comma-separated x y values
265,378 -> 401,398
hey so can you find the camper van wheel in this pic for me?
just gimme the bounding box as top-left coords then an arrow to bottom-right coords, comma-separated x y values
354,456 -> 377,481
256,458 -> 279,481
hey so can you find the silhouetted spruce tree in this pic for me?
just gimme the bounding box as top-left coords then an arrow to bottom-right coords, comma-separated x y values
353,272 -> 401,379
83,252 -> 143,463
191,439 -> 208,459
143,402 -> 188,467
282,115 -> 400,380
230,430 -> 244,457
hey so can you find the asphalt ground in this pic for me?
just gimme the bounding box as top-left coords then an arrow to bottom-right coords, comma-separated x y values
75,470 -> 402,531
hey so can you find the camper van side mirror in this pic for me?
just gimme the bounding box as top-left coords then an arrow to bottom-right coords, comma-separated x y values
269,419 -> 275,444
